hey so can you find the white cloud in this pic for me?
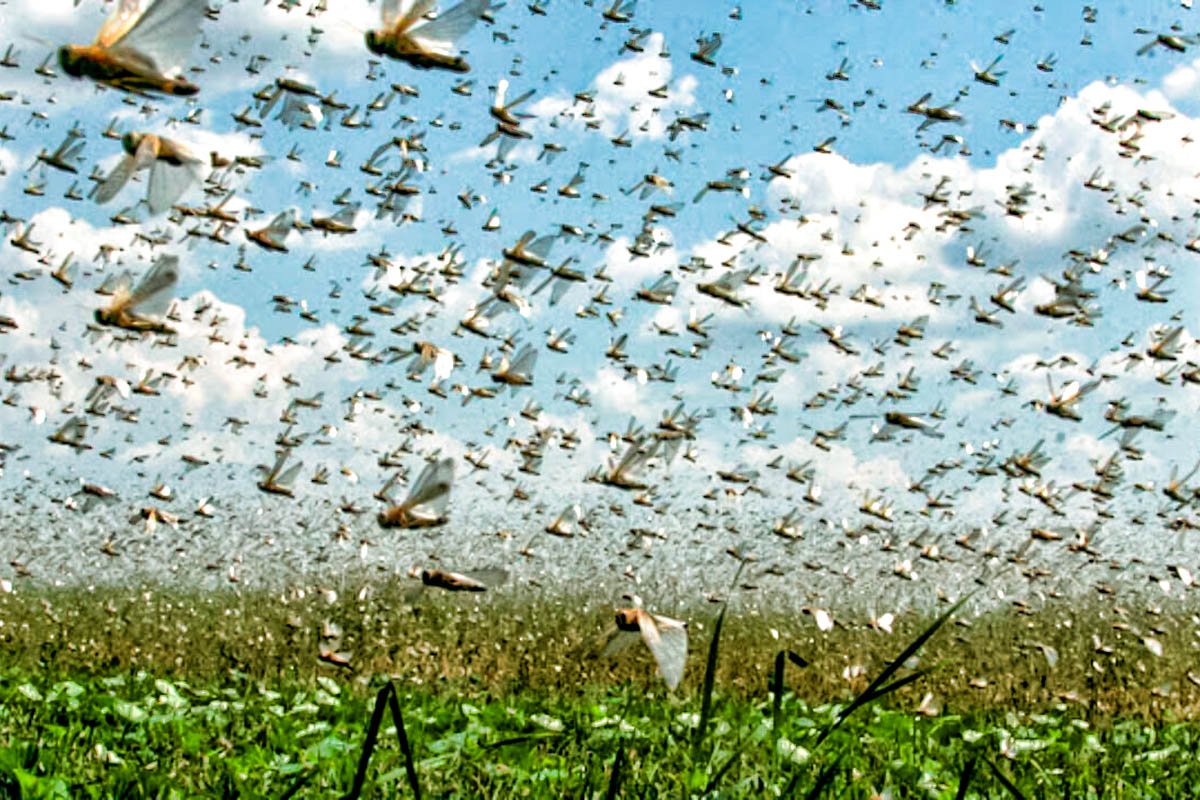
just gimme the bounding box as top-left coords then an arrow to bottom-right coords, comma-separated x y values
530,32 -> 698,142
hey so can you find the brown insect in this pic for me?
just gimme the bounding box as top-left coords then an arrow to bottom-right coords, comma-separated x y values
378,457 -> 455,528
94,133 -> 203,214
601,604 -> 688,690
366,0 -> 492,73
94,256 -> 178,335
58,0 -> 204,97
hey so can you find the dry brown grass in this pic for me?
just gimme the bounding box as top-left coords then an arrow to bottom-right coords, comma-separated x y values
2,575 -> 1198,720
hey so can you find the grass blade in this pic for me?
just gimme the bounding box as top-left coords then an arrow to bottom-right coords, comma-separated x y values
692,601 -> 727,760
857,669 -> 930,706
704,740 -> 746,793
692,562 -> 746,761
481,732 -> 561,750
955,755 -> 978,800
279,768 -> 313,800
385,684 -> 422,800
343,682 -> 391,800
802,757 -> 841,800
771,650 -> 809,742
985,757 -> 1027,800
605,745 -> 626,800
813,593 -> 970,748
343,680 -> 421,800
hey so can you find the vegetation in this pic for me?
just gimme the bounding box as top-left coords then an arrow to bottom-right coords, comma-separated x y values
1,582 -> 1198,796
4,664 -> 1200,797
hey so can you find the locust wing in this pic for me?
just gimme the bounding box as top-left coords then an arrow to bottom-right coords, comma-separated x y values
105,0 -> 206,78
409,0 -> 490,57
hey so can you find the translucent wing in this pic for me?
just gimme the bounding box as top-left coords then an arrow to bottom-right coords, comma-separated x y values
381,0 -> 411,28
102,270 -> 135,299
278,96 -> 322,129
508,345 -> 538,378
600,628 -> 639,658
390,0 -> 436,31
94,135 -> 158,206
409,0 -> 488,56
258,85 -> 284,118
95,0 -> 144,48
525,235 -> 557,261
504,88 -> 535,112
549,277 -> 571,306
111,0 -> 207,77
640,611 -> 687,690
127,255 -> 179,315
267,209 -> 298,238
276,460 -> 304,489
329,204 -> 360,227
403,457 -> 454,514
147,159 -> 201,215
461,567 -> 508,587
266,449 -> 290,480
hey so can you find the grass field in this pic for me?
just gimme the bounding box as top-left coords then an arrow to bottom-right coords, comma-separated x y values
2,580 -> 1199,797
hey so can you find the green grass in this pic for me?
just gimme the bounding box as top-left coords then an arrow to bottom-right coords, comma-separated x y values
1,582 -> 1199,796
2,667 -> 1199,798
2,580 -> 1197,716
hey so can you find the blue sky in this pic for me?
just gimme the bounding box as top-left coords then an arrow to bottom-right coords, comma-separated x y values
0,0 -> 1198,600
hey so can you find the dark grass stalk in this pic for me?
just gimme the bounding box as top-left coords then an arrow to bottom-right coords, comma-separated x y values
605,744 -> 625,800
693,601 -> 728,761
481,731 -> 561,750
343,680 -> 421,800
772,650 -> 809,743
812,593 -> 970,749
984,756 -> 1028,799
692,562 -> 746,762
788,758 -> 840,800
704,736 -> 747,793
279,768 -> 313,800
954,755 -> 977,800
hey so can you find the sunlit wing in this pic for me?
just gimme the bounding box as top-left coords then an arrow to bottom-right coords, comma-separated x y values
127,256 -> 179,315
526,235 -> 556,260
505,88 -> 535,112
264,451 -> 287,481
380,0 -> 410,29
276,461 -> 303,488
408,0 -> 488,56
494,135 -> 520,163
642,612 -> 687,690
102,271 -> 135,302
147,159 -> 200,215
433,349 -> 454,381
404,457 -> 454,512
549,277 -> 571,306
267,209 -> 297,238
391,0 -> 437,32
95,136 -> 158,205
95,0 -> 144,49
330,204 -> 359,227
111,0 -> 207,77
614,439 -> 653,478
